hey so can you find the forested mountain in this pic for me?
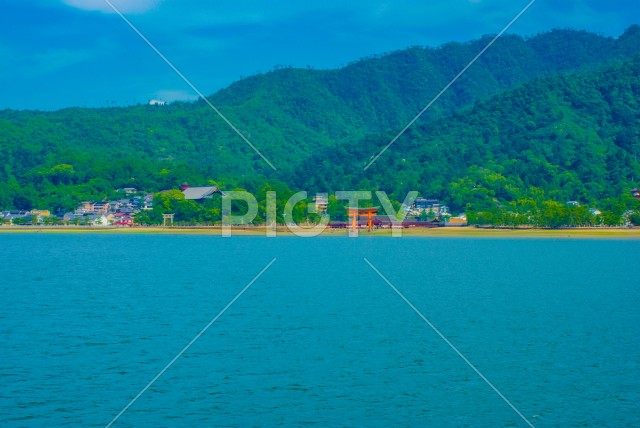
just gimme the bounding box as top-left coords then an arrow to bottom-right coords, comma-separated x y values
298,55 -> 640,210
0,26 -> 639,213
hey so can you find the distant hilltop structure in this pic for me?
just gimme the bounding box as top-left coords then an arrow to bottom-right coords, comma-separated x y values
148,99 -> 166,106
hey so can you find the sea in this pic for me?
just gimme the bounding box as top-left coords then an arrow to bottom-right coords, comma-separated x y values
0,234 -> 638,427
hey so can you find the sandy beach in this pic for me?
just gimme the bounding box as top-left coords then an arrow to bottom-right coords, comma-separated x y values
1,225 -> 639,238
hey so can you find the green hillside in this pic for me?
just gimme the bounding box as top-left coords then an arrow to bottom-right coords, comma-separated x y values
0,26 -> 639,216
297,55 -> 640,210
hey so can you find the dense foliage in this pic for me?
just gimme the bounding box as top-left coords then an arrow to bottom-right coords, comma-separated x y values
1,26 -> 639,225
300,55 -> 640,221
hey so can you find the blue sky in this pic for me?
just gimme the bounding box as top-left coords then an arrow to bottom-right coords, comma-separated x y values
0,0 -> 638,110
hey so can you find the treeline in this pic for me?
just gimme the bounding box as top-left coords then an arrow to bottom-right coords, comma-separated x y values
467,196 -> 640,228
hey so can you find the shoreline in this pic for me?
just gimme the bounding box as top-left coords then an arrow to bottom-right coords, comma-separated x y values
1,225 -> 639,239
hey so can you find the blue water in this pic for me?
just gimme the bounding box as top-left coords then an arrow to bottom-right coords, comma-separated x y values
1,234 -> 638,427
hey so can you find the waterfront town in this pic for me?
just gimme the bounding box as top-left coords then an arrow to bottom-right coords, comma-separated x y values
1,185 -> 639,229
0,188 -> 152,226
0,183 -> 464,228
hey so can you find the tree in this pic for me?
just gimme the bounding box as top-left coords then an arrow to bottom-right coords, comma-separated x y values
538,201 -> 569,228
598,211 -> 622,226
325,195 -> 346,222
43,216 -> 61,225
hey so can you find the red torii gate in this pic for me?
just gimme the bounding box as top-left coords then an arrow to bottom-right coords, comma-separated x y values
347,207 -> 378,232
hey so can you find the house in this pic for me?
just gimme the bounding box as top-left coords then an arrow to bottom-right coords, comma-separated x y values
589,208 -> 602,216
62,212 -> 76,223
142,194 -> 154,210
400,218 -> 442,228
148,99 -> 166,106
445,217 -> 468,227
81,214 -> 109,225
93,202 -> 110,214
116,188 -> 138,195
567,201 -> 581,207
413,198 -> 439,210
30,210 -> 51,217
82,213 -> 97,223
181,183 -> 226,200
114,217 -> 134,226
2,210 -> 30,224
633,189 -> 640,200
117,206 -> 136,214
115,199 -> 132,210
313,195 -> 328,213
410,198 -> 449,217
81,201 -> 95,212
113,213 -> 134,226
434,204 -> 450,216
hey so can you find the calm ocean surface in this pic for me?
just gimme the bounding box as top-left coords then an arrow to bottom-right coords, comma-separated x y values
0,234 -> 638,427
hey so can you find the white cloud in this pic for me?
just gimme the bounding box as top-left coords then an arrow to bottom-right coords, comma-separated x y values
62,0 -> 161,14
152,89 -> 198,103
